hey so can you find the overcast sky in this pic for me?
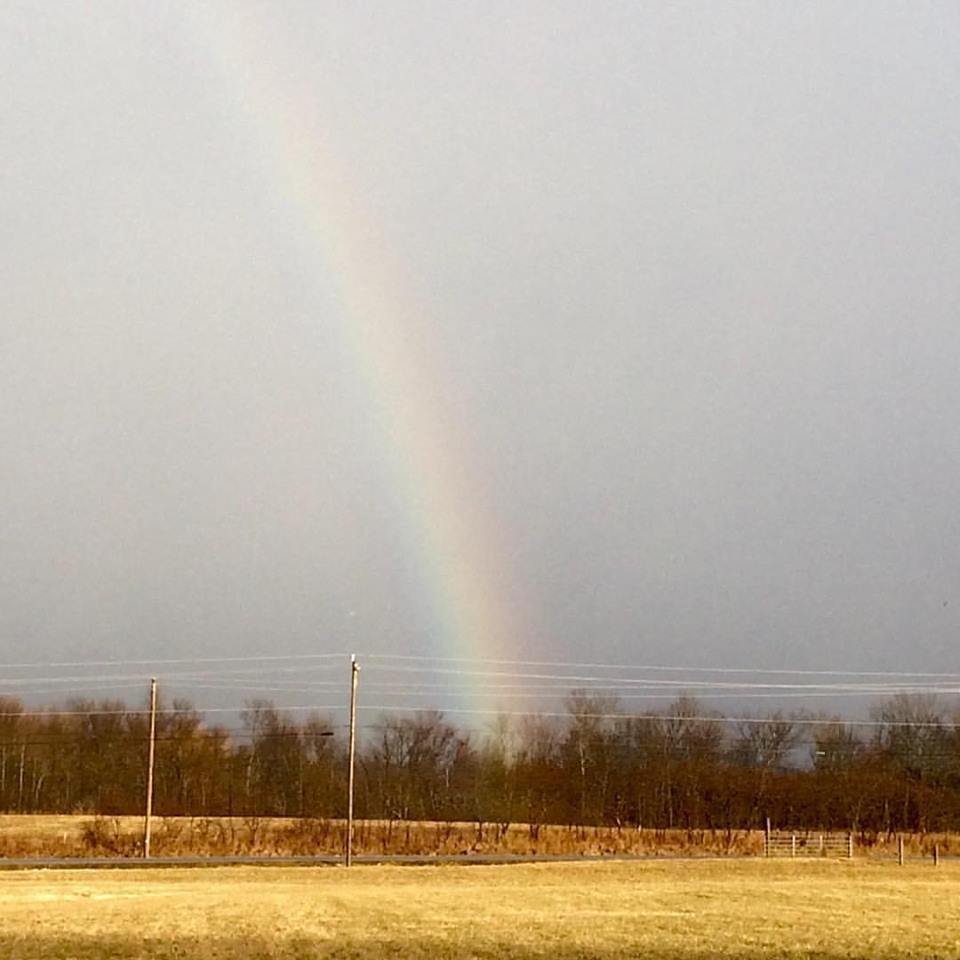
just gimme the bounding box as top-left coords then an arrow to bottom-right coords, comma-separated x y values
2,1 -> 959,696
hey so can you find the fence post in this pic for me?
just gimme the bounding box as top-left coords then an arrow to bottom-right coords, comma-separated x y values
819,834 -> 824,856
848,832 -> 854,860
791,833 -> 796,858
898,836 -> 904,866
765,817 -> 771,858
934,843 -> 940,867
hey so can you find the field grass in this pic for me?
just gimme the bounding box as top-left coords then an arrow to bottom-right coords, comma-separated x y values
0,814 -> 767,858
1,860 -> 959,959
5,814 -> 956,861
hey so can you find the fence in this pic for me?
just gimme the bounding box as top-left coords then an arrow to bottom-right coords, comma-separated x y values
764,824 -> 853,859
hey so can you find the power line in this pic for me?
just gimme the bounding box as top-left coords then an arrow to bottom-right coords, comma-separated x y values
3,724 -> 954,756
0,664 -> 343,687
179,672 -> 946,690
173,673 -> 960,693
0,652 -> 350,671
0,683 -> 152,697
361,652 -> 960,680
159,681 -> 960,701
350,705 -> 960,729
0,704 -> 345,719
7,649 -> 958,682
357,663 -> 960,691
0,729 -> 339,748
2,695 -> 957,728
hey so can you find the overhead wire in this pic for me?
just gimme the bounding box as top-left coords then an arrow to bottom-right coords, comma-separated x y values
355,663 -> 960,692
6,649 -> 959,682
360,652 -> 960,680
150,681 -> 960,701
347,705 -> 960,729
0,652 -> 350,671
0,664 -> 342,688
171,673 -> 960,693
4,702 -> 953,729
0,704 -> 344,719
3,650 -> 959,730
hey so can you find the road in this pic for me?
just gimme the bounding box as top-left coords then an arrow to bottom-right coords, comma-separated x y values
1,852 -> 942,870
0,852 -> 734,870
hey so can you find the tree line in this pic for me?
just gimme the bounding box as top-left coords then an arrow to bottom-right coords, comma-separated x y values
1,692 -> 959,833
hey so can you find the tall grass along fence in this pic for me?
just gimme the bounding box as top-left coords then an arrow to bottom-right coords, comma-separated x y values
1,815 -> 957,861
0,816 -> 764,859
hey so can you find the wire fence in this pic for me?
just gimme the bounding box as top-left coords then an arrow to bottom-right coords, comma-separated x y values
764,828 -> 853,859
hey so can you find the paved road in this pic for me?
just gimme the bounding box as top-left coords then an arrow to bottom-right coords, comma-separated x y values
0,852 -> 947,870
0,852 -> 731,870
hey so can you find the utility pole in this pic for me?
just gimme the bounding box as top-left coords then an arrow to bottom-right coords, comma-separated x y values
346,654 -> 359,867
144,677 -> 158,859
17,743 -> 26,813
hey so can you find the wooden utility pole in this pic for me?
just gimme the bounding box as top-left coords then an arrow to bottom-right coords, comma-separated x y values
143,677 -> 158,859
346,655 -> 359,867
17,743 -> 26,813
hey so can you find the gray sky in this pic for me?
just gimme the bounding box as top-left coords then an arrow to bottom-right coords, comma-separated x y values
2,1 -> 959,697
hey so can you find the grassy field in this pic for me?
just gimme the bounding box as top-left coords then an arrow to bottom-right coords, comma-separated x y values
1,860 -> 959,959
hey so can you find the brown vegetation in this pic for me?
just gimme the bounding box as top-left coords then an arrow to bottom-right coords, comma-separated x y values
1,813 -> 957,861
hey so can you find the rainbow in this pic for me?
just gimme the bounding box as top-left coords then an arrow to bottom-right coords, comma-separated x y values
179,9 -> 533,693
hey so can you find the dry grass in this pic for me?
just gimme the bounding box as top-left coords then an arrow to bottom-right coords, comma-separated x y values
0,814 -> 768,858
1,859 -> 959,958
2,814 -> 957,861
